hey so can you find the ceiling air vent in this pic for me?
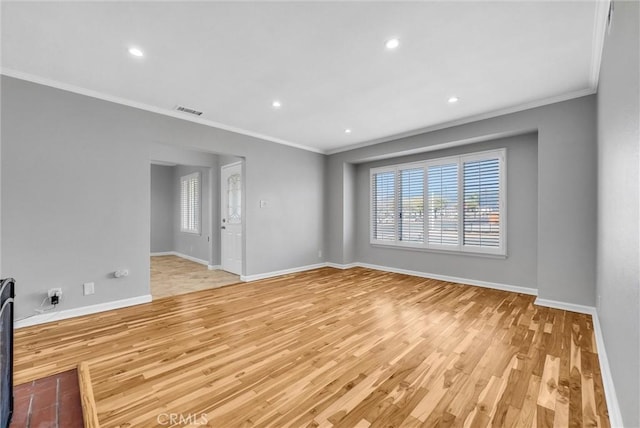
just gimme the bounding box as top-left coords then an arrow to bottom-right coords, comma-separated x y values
175,105 -> 203,116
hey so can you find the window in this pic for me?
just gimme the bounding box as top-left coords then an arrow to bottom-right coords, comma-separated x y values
370,149 -> 505,255
180,172 -> 200,234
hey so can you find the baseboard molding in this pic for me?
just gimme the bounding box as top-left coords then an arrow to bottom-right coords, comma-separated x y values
241,263 -> 327,282
534,298 -> 623,428
208,265 -> 222,270
150,251 -> 173,256
15,295 -> 152,328
533,297 -> 595,315
356,262 -> 538,296
151,251 -> 209,266
326,262 -> 358,269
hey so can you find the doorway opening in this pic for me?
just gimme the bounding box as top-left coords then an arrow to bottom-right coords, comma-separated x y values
149,149 -> 244,299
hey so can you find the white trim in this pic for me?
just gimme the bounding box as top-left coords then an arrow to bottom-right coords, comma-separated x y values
589,0 -> 611,90
326,87 -> 596,155
326,262 -> 358,270
534,297 -> 623,428
356,262 -> 537,296
151,160 -> 177,167
150,251 -> 209,266
2,69 -> 598,158
370,149 -> 506,256
533,297 -> 595,315
0,68 -> 323,155
240,263 -> 327,282
15,295 -> 152,329
591,311 -> 624,428
150,251 -> 174,257
221,160 -> 243,169
207,265 -> 222,270
171,252 -> 208,266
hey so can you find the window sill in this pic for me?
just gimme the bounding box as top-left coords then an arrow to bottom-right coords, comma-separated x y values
370,242 -> 507,259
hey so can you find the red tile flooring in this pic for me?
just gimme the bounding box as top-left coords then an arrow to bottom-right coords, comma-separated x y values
10,369 -> 83,428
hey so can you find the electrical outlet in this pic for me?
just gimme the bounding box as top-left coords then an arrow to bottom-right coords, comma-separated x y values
83,282 -> 95,296
48,287 -> 62,305
318,249 -> 323,258
114,269 -> 129,278
47,288 -> 62,298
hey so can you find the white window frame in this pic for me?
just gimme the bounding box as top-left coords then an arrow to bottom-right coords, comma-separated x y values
370,148 -> 506,256
180,172 -> 201,235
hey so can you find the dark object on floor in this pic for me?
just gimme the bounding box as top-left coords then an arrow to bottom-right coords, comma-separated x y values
10,370 -> 83,428
1,278 -> 15,428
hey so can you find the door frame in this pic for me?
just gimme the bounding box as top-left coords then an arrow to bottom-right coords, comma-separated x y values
220,160 -> 245,276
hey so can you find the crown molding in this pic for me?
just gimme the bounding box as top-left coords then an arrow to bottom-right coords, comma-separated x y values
0,68 -> 324,155
326,86 -> 596,155
2,67 -> 601,158
589,0 -> 611,90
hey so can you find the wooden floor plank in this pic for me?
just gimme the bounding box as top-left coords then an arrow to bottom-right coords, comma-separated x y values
14,267 -> 611,427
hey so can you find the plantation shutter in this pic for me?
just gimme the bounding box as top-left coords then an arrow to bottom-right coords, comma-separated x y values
398,168 -> 424,242
426,163 -> 459,245
180,172 -> 201,234
371,170 -> 396,242
463,158 -> 500,248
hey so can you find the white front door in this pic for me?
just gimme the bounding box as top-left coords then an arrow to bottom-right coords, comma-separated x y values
221,162 -> 243,275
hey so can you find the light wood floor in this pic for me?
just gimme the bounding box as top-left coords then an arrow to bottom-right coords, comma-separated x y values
150,255 -> 240,299
14,267 -> 609,427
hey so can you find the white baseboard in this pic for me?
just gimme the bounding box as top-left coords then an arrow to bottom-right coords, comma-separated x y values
151,251 -> 209,266
534,298 -> 623,428
15,295 -> 152,329
356,262 -> 538,296
326,262 -> 358,269
241,263 -> 327,282
208,265 -> 222,270
533,297 -> 594,315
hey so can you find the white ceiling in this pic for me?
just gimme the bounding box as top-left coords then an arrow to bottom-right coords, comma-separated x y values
1,1 -> 607,154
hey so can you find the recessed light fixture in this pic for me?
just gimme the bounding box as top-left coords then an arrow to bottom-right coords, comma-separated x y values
448,96 -> 459,103
385,38 -> 400,50
345,129 -> 352,134
272,100 -> 282,109
128,47 -> 144,57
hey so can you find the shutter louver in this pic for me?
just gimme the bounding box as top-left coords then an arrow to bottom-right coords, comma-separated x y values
463,158 -> 500,248
427,163 -> 458,245
180,172 -> 201,234
399,168 -> 424,242
372,171 -> 396,241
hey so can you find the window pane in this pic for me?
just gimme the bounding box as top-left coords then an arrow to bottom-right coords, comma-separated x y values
372,171 -> 396,241
427,164 -> 458,245
227,174 -> 241,224
463,158 -> 500,248
180,173 -> 200,234
399,168 -> 424,242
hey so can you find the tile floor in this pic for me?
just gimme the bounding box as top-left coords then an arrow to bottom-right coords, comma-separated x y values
150,255 -> 240,299
11,369 -> 83,428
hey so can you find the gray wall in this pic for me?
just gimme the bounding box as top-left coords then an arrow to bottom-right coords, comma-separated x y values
1,76 -> 325,319
150,164 -> 175,253
172,164 -> 212,262
354,134 -> 538,288
596,2 -> 640,426
328,95 -> 597,306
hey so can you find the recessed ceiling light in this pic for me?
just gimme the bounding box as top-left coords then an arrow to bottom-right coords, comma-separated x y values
385,38 -> 400,50
345,129 -> 352,134
272,100 -> 282,108
448,96 -> 459,103
128,47 -> 144,57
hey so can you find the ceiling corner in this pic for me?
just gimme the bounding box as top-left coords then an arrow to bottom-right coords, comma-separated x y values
589,0 -> 612,91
